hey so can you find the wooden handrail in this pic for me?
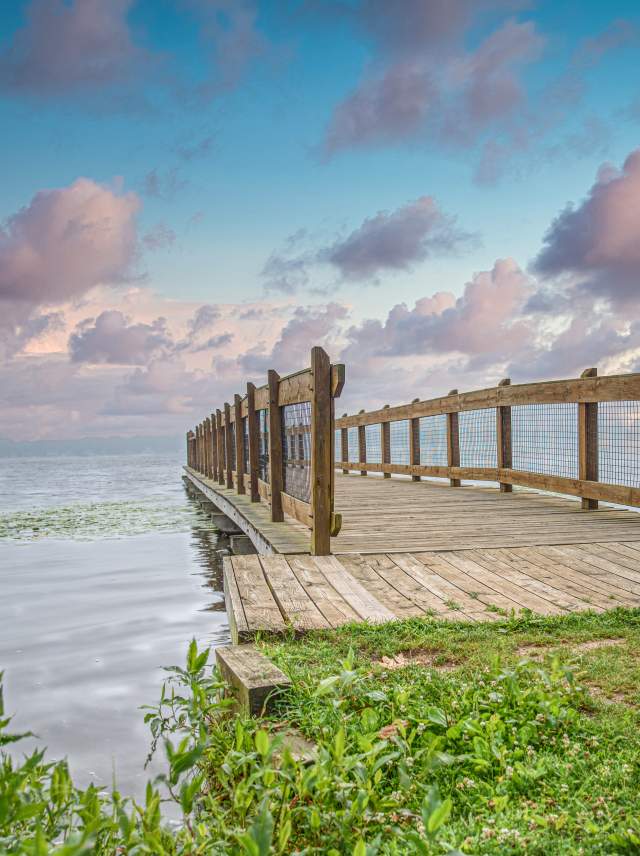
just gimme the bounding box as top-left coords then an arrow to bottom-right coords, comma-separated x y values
186,347 -> 345,555
335,368 -> 640,510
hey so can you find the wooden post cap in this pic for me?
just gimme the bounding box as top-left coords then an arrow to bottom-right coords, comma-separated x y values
383,404 -> 390,409
498,378 -> 511,387
412,397 -> 420,403
581,367 -> 597,378
358,408 -> 365,414
448,389 -> 458,396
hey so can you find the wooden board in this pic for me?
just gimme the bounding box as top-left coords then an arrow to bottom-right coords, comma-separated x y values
216,644 -> 291,715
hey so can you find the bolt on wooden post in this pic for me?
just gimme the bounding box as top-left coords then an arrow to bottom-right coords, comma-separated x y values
310,346 -> 332,555
267,369 -> 284,522
410,398 -> 421,482
496,378 -> 512,493
447,389 -> 461,487
579,367 -> 599,510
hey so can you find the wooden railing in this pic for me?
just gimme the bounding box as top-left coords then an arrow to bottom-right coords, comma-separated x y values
335,368 -> 640,510
186,346 -> 345,555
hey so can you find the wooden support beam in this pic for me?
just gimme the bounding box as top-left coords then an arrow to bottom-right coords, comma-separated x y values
216,409 -> 224,485
268,369 -> 284,522
310,346 -> 332,555
496,378 -> 512,493
224,403 -> 234,489
358,410 -> 367,476
215,644 -> 292,716
340,415 -> 349,475
205,417 -> 211,478
234,394 -> 246,495
382,404 -> 391,479
579,367 -> 599,510
447,389 -> 461,487
196,424 -> 201,472
246,383 -> 260,503
410,397 -> 421,482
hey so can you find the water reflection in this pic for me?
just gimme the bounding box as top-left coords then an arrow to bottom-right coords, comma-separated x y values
0,461 -> 231,802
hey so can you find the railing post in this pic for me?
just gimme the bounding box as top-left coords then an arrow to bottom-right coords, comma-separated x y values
204,417 -> 210,477
447,389 -> 461,487
358,410 -> 367,476
210,412 -> 218,481
496,378 -> 512,493
410,398 -> 421,482
340,415 -> 349,475
268,369 -> 284,522
195,424 -> 201,472
579,367 -> 599,510
310,346 -> 332,555
186,431 -> 191,468
216,409 -> 224,485
234,394 -> 245,495
382,404 -> 391,478
224,403 -> 233,489
246,382 -> 260,502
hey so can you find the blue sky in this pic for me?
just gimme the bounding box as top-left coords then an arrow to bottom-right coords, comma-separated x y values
1,1 -> 639,439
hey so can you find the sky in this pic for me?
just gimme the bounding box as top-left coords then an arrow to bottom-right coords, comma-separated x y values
1,0 -> 640,442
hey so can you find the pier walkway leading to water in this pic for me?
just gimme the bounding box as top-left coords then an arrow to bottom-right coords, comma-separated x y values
184,349 -> 640,642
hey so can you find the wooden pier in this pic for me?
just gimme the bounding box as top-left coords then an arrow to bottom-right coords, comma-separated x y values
185,350 -> 640,642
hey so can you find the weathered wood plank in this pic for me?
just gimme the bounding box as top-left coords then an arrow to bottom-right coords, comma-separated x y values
313,555 -> 395,623
222,556 -> 250,644
216,644 -> 291,715
259,556 -> 330,631
231,555 -> 288,634
288,555 -> 360,626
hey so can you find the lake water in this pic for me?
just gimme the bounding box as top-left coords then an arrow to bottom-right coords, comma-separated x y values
0,453 -> 230,800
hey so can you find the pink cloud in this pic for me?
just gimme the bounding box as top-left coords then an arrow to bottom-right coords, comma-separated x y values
0,178 -> 139,305
0,0 -> 143,96
534,148 -> 640,304
69,311 -> 173,365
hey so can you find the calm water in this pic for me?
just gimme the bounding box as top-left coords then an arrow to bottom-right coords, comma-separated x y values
0,453 -> 230,799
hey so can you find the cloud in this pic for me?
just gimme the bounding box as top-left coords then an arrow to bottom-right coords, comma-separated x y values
0,177 -> 139,306
321,4 -> 545,159
263,197 -> 474,292
175,134 -> 216,162
325,196 -> 475,281
533,149 -> 640,304
573,19 -> 639,69
142,223 -> 176,251
142,168 -> 187,201
0,0 -> 144,96
68,310 -> 173,365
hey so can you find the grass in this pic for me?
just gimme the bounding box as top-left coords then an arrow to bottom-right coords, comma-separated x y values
2,609 -> 640,853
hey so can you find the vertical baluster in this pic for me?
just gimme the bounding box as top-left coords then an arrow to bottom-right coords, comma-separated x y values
410,398 -> 420,482
268,369 -> 284,522
496,378 -> 512,492
224,403 -> 233,489
310,346 -> 332,555
579,367 -> 599,510
246,382 -> 260,502
382,405 -> 391,478
341,416 -> 349,475
234,394 -> 245,495
358,410 -> 367,476
447,390 -> 461,487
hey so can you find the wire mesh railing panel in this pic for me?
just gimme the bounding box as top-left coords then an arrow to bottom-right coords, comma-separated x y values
390,420 -> 410,465
281,402 -> 311,503
229,423 -> 237,472
365,424 -> 382,463
459,408 -> 498,468
258,409 -> 269,482
599,401 -> 640,488
242,417 -> 249,474
334,429 -> 342,462
419,415 -> 448,466
512,403 -> 578,479
347,427 -> 359,462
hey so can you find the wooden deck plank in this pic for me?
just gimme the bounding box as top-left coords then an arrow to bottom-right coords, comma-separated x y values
222,556 -> 250,643
258,555 -> 330,632
336,554 -> 425,619
230,555 -> 288,634
313,556 -> 396,623
288,555 -> 360,626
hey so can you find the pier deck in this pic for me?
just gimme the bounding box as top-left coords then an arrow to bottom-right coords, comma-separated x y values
184,468 -> 640,641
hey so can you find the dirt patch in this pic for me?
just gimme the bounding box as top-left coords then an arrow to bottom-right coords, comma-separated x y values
375,650 -> 457,672
516,638 -> 626,660
585,683 -> 635,708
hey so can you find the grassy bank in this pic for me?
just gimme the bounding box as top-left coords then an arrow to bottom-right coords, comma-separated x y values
2,609 -> 640,853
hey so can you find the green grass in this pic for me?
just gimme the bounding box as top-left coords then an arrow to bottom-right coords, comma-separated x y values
2,609 -> 640,854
